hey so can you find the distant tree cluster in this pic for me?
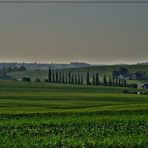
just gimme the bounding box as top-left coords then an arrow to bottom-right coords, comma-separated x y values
47,67 -> 129,88
0,70 -> 13,80
47,67 -> 84,85
21,77 -> 31,82
134,71 -> 148,80
2,65 -> 27,73
10,66 -> 27,72
112,67 -> 148,81
20,66 -> 139,88
112,67 -> 128,78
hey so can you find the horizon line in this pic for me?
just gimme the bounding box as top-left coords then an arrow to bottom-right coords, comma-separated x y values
0,60 -> 142,65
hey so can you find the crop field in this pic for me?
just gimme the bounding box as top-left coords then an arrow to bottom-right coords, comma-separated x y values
0,80 -> 148,147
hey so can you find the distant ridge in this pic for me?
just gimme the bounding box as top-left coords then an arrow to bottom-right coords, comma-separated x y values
137,62 -> 148,65
0,62 -> 91,70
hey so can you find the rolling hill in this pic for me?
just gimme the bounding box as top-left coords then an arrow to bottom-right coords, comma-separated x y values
8,64 -> 148,83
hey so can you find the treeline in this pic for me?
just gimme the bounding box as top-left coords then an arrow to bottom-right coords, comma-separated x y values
112,67 -> 148,80
47,67 -> 130,87
1,65 -> 26,73
0,65 -> 27,80
48,67 -> 83,85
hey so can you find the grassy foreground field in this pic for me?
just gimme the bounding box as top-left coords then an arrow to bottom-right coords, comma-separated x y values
0,80 -> 148,147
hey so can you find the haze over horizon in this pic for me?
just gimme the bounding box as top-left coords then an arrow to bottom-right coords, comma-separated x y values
0,60 -> 147,65
0,3 -> 148,64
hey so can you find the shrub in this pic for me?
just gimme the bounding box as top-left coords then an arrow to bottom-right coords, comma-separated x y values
123,89 -> 128,94
21,77 -> 31,82
35,78 -> 41,82
130,91 -> 137,94
44,79 -> 48,83
130,84 -> 138,88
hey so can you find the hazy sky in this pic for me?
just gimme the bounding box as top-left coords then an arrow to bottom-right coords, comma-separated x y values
0,3 -> 148,64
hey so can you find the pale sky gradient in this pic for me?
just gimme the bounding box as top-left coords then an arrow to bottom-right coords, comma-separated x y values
0,3 -> 148,64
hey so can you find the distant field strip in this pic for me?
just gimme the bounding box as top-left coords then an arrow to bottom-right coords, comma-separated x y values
0,81 -> 148,113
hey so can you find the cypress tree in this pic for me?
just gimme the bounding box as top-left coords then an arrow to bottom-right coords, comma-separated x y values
103,75 -> 107,86
81,74 -> 83,85
118,79 -> 121,87
115,78 -> 118,86
62,72 -> 65,83
109,75 -> 112,86
59,72 -> 62,83
78,73 -> 81,84
112,77 -> 115,86
86,72 -> 90,85
48,67 -> 52,83
93,73 -> 96,85
71,74 -> 74,84
65,72 -> 68,83
52,71 -> 55,83
74,74 -> 77,84
56,71 -> 58,83
96,73 -> 99,86
68,72 -> 71,84
124,79 -> 127,87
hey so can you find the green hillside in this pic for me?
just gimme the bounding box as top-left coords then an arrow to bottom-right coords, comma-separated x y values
8,64 -> 148,83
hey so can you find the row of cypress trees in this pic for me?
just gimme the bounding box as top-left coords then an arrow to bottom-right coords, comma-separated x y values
48,67 -> 127,87
48,67 -> 84,84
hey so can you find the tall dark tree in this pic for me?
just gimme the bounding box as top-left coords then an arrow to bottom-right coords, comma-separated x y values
48,67 -> 52,83
92,73 -> 96,85
112,77 -> 115,86
56,71 -> 59,83
124,79 -> 127,87
62,72 -> 65,83
96,73 -> 99,86
52,71 -> 55,83
74,74 -> 77,84
86,72 -> 90,85
103,75 -> 107,86
71,74 -> 74,84
115,78 -> 118,86
109,75 -> 112,86
59,72 -> 62,83
68,72 -> 71,84
78,73 -> 81,84
81,74 -> 83,85
118,79 -> 121,87
65,72 -> 68,83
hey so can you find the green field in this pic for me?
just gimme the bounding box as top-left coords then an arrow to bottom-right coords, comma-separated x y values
0,80 -> 148,147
